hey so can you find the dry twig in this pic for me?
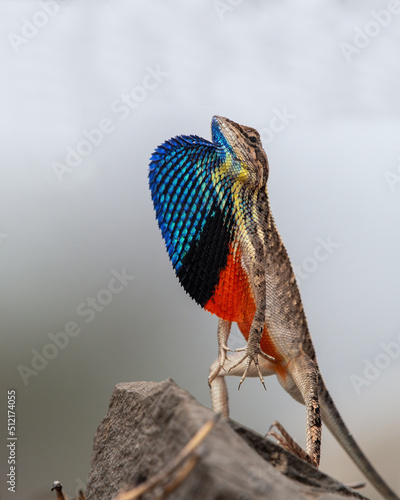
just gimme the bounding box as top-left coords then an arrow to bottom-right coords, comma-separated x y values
51,481 -> 66,500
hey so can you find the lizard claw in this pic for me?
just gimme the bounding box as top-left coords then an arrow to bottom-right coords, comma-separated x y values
239,354 -> 266,390
208,343 -> 231,386
220,343 -> 232,354
234,345 -> 275,363
228,343 -> 274,389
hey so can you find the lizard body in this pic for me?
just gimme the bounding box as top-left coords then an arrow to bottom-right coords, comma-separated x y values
149,116 -> 399,500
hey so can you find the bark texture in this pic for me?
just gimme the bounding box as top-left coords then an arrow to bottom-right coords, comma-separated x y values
85,379 -> 367,500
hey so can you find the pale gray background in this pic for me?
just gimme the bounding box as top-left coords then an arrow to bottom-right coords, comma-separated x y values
1,1 -> 400,499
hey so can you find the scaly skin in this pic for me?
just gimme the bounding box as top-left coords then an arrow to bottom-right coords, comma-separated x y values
149,116 -> 399,500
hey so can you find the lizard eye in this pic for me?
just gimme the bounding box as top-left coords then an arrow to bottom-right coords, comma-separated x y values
248,135 -> 257,144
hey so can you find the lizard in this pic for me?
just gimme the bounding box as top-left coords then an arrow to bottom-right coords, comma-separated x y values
148,115 -> 399,500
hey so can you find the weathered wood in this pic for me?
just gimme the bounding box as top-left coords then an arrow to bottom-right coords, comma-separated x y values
86,379 -> 367,500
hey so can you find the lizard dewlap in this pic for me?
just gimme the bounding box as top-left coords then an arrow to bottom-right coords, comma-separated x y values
149,131 -> 234,308
149,117 -> 271,339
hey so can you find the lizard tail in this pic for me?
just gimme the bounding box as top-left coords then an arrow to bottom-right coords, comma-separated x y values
318,378 -> 399,500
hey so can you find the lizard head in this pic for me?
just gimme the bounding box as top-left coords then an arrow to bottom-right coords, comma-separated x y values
212,115 -> 269,188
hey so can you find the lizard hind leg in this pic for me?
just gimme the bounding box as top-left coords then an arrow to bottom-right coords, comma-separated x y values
208,319 -> 232,387
267,421 -> 318,466
271,352 -> 322,468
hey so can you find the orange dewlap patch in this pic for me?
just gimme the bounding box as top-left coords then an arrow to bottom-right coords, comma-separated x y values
204,245 -> 285,371
204,245 -> 249,323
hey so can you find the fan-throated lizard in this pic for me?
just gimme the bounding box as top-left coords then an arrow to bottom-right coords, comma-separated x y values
149,115 -> 399,500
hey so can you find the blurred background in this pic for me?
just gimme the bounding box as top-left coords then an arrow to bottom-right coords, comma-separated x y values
1,1 -> 400,499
